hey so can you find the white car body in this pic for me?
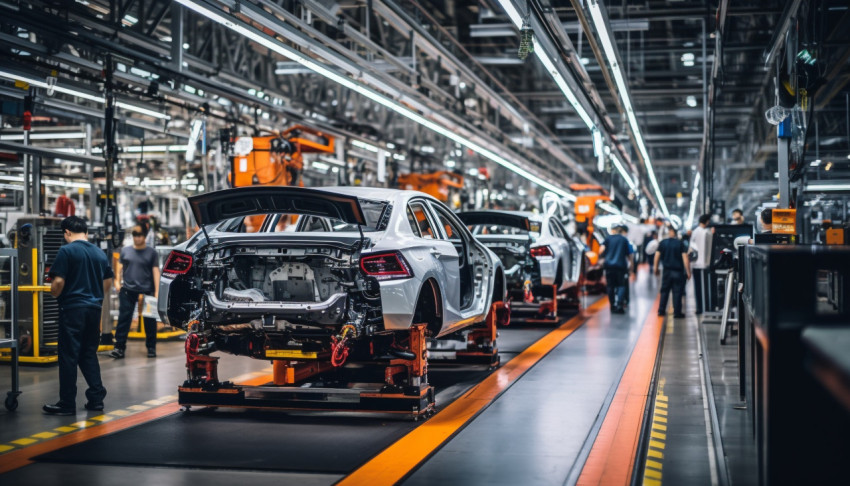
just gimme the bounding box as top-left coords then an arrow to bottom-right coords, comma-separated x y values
459,210 -> 584,301
158,186 -> 505,359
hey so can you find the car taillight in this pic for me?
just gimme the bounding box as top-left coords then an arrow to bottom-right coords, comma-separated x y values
530,246 -> 553,258
163,251 -> 193,276
360,251 -> 413,280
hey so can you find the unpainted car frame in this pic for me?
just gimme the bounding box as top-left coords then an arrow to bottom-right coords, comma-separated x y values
459,210 -> 585,318
158,186 -> 507,411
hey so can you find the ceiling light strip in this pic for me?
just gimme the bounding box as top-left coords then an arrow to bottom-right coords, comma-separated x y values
174,0 -> 576,201
0,70 -> 171,120
496,0 -> 595,132
610,153 -> 637,189
685,172 -> 700,229
587,1 -> 669,218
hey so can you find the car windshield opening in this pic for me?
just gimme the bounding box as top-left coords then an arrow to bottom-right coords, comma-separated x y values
470,220 -> 540,238
215,199 -> 389,233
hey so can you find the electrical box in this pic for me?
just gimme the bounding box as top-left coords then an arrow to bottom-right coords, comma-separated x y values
771,208 -> 797,234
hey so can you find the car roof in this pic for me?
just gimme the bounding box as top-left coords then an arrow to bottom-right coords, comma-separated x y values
464,209 -> 543,222
321,186 -> 436,203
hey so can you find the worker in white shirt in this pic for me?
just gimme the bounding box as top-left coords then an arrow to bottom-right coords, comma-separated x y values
689,214 -> 713,315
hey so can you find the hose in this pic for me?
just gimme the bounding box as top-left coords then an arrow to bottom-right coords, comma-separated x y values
330,325 -> 356,367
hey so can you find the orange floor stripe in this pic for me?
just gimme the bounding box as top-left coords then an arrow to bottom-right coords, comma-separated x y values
337,297 -> 609,486
0,402 -> 181,474
0,372 -> 274,474
576,295 -> 664,486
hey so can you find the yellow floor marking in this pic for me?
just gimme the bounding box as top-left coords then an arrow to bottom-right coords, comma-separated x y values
648,449 -> 664,459
655,401 -> 668,409
653,414 -> 668,423
0,444 -> 14,453
160,394 -> 178,400
649,440 -> 666,450
128,405 -> 149,411
655,408 -> 668,416
11,438 -> 37,446
32,432 -> 57,440
71,421 -> 95,428
110,409 -> 131,417
646,460 -> 663,470
650,430 -> 666,440
644,468 -> 663,479
54,426 -> 76,433
144,399 -> 165,406
644,479 -> 661,486
655,395 -> 668,402
90,415 -> 113,422
652,423 -> 667,432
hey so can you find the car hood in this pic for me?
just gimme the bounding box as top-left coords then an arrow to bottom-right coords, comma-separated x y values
189,186 -> 366,226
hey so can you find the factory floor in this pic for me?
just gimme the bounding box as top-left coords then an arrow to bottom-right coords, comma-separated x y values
0,267 -> 756,485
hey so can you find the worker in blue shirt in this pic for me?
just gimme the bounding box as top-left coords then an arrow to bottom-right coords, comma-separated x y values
600,224 -> 633,314
654,225 -> 691,318
44,216 -> 114,415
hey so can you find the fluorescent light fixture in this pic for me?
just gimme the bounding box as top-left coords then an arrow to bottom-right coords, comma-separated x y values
0,132 -> 87,140
351,140 -> 380,153
420,145 -> 435,154
811,159 -> 821,167
686,96 -> 697,107
587,1 -> 669,217
610,153 -> 637,189
311,161 -> 330,171
124,145 -> 187,153
804,183 -> 850,192
174,0 -> 577,201
185,119 -> 204,161
0,175 -> 91,189
0,70 -> 170,120
681,53 -> 695,67
685,172 -> 700,229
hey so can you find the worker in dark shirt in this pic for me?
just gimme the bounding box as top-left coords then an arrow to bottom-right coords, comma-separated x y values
654,225 -> 691,318
600,225 -> 633,314
111,224 -> 161,359
44,216 -> 114,415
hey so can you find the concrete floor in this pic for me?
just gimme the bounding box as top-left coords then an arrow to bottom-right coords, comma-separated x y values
0,271 -> 757,485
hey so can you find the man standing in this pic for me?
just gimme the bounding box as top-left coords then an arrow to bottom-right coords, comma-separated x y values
690,215 -> 712,315
759,208 -> 773,233
600,225 -> 633,314
731,209 -> 744,225
44,216 -> 113,415
111,224 -> 160,359
654,226 -> 690,318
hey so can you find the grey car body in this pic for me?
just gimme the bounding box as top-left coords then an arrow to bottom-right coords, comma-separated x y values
158,186 -> 505,360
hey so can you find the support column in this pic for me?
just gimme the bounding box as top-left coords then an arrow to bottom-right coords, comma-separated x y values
777,118 -> 791,209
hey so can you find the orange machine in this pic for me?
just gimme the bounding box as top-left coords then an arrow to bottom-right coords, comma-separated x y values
398,171 -> 464,203
229,125 -> 336,232
571,184 -> 611,256
230,125 -> 335,188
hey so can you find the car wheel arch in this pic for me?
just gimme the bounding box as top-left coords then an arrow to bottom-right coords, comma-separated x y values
412,277 -> 443,337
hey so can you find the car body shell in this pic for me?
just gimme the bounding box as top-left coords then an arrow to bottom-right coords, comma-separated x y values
158,186 -> 505,338
460,210 -> 584,295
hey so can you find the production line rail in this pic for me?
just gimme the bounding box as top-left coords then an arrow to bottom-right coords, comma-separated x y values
0,269 -> 709,485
